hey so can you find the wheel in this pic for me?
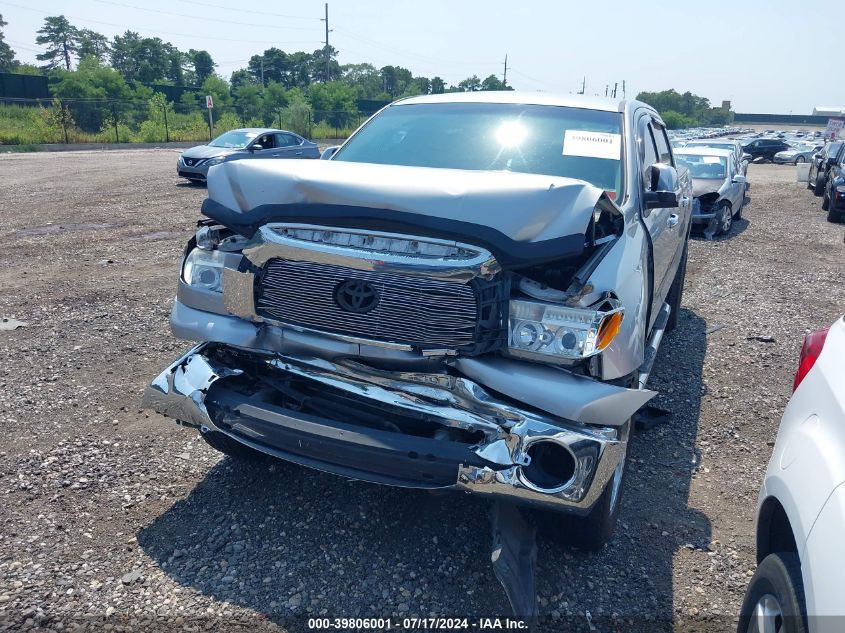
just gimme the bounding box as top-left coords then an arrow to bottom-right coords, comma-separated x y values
807,168 -> 815,190
717,201 -> 733,235
794,155 -> 806,165
665,240 -> 688,332
200,429 -> 267,461
828,206 -> 841,222
531,427 -> 631,551
813,173 -> 826,196
737,552 -> 807,633
821,188 -> 830,211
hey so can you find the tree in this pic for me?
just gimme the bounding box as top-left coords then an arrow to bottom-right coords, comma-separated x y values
110,31 -> 177,83
308,80 -> 356,127
230,68 -> 254,90
379,65 -> 412,97
0,14 -> 18,72
190,49 -> 214,85
458,75 -> 482,92
637,88 -> 731,128
77,29 -> 110,63
49,56 -> 133,131
431,76 -> 446,94
309,45 -> 340,83
35,15 -> 79,70
233,82 -> 263,121
480,74 -> 509,91
340,63 -> 381,98
200,75 -> 232,110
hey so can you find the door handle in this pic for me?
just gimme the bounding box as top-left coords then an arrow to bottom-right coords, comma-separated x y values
295,151 -> 303,155
667,214 -> 679,229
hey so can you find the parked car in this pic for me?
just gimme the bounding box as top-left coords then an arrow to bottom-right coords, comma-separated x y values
807,141 -> 844,196
177,128 -> 320,182
675,147 -> 747,235
737,316 -> 845,633
143,92 -> 693,551
742,138 -> 792,162
822,150 -> 845,222
684,139 -> 749,175
774,143 -> 824,165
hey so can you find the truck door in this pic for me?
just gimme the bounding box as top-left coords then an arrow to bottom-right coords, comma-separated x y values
637,116 -> 685,320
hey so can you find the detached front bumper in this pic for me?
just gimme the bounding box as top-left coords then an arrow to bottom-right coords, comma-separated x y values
143,343 -> 629,514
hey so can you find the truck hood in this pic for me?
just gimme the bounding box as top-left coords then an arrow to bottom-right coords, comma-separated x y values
202,160 -> 608,267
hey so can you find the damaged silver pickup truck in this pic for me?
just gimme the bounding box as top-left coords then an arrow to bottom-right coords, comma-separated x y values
144,92 -> 693,551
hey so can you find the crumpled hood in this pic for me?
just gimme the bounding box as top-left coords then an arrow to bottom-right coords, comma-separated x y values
182,145 -> 238,160
692,178 -> 726,198
204,159 -> 606,244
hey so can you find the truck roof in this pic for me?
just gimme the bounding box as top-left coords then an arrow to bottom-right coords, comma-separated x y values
394,91 -> 644,114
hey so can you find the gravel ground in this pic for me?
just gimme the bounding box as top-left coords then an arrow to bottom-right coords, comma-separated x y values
0,150 -> 843,633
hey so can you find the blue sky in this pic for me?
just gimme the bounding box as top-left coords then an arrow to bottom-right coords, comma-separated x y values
1,0 -> 839,113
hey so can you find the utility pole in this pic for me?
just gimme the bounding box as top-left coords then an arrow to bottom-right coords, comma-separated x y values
321,3 -> 331,82
502,54 -> 508,87
605,85 -> 609,97
622,80 -> 626,99
260,57 -> 265,90
578,76 -> 585,95
612,82 -> 618,98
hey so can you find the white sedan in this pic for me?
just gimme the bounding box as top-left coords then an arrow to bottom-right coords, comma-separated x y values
738,316 -> 845,633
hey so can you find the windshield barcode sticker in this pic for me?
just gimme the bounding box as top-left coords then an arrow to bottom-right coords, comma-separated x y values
562,130 -> 621,160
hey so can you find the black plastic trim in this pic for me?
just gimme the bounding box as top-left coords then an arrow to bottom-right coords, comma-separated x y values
201,199 -> 586,270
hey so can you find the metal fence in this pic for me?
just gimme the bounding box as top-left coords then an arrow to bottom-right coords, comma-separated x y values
0,96 -> 375,146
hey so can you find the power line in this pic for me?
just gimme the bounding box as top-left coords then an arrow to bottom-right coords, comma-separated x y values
0,1 -> 317,45
172,0 -> 318,20
89,0 -> 319,32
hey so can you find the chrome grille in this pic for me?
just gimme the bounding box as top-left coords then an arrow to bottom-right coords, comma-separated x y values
255,259 -> 479,348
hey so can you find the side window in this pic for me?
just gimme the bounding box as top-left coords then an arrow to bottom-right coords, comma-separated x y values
652,122 -> 673,165
276,133 -> 299,147
639,119 -> 658,186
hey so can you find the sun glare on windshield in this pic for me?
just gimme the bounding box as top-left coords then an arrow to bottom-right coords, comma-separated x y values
495,120 -> 528,147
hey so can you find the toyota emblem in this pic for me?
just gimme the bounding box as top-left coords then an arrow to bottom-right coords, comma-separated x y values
334,279 -> 380,314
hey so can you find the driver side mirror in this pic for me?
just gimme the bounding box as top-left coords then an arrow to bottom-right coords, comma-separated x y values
643,163 -> 680,210
250,144 -> 263,152
732,175 -> 747,185
321,146 -> 340,160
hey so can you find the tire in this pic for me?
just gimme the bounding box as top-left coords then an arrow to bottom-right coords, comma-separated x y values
531,430 -> 630,551
822,189 -> 830,211
794,155 -> 806,165
737,552 -> 807,633
665,240 -> 688,332
734,193 -> 745,219
828,206 -> 841,222
813,173 -> 826,196
716,201 -> 733,235
200,429 -> 267,461
807,168 -> 815,190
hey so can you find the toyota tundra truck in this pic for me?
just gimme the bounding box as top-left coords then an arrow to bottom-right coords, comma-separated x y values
143,92 -> 692,550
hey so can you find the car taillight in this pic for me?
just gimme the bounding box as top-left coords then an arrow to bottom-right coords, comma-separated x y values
792,328 -> 829,392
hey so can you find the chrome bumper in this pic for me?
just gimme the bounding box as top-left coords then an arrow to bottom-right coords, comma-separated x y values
143,343 -> 629,514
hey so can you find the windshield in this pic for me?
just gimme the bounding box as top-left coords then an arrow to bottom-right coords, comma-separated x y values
208,130 -> 259,149
676,155 -> 727,179
333,103 -> 625,198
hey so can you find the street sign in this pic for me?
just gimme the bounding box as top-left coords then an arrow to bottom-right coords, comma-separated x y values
205,95 -> 214,109
824,118 -> 843,140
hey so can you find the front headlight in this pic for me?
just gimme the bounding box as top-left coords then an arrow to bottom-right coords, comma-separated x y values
508,299 -> 624,361
205,156 -> 225,167
182,247 -> 226,292
836,185 -> 845,194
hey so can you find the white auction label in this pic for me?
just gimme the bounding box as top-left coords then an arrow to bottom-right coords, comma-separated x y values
562,130 -> 621,160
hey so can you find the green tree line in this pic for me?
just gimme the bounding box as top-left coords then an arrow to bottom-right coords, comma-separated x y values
0,13 -> 514,145
636,89 -> 732,129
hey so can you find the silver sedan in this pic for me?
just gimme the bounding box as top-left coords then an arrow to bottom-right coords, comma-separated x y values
177,128 -> 320,182
773,143 -> 824,165
675,147 -> 747,236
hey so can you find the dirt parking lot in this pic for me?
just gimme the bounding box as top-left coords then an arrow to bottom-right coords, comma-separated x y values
0,150 -> 843,632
